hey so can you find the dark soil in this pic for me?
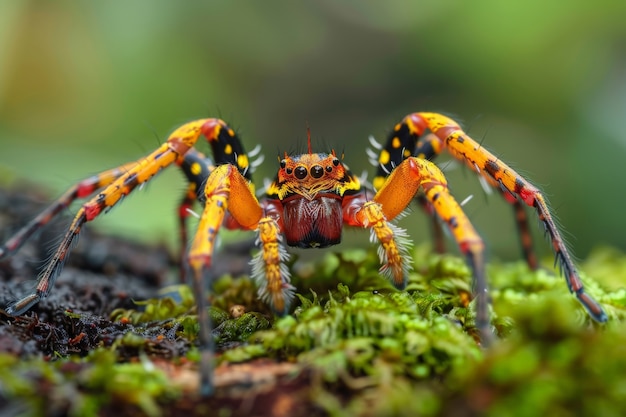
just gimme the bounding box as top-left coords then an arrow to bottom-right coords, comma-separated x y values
0,184 -> 167,352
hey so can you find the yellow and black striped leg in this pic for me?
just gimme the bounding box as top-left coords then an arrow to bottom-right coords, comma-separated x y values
371,125 -> 450,257
4,119 -> 221,315
176,128 -> 258,283
349,199 -> 412,289
399,158 -> 490,345
2,117 -> 263,398
4,148 -> 181,315
0,163 -> 136,260
187,163 -> 266,395
415,194 -> 447,254
510,196 -> 539,270
176,149 -> 215,282
404,112 -> 607,322
374,116 -> 542,272
353,156 -> 492,345
250,216 -> 295,315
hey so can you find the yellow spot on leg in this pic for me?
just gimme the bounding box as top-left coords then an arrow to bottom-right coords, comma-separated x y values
379,150 -> 390,165
373,176 -> 385,191
237,154 -> 249,169
190,162 -> 202,176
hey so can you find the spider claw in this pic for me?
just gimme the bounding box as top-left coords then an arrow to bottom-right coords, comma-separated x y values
5,292 -> 41,316
575,289 -> 608,322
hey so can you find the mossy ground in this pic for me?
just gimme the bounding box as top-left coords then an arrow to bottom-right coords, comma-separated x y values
1,185 -> 625,417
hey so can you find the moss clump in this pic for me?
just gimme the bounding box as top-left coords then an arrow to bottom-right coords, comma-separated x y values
110,281 -> 272,352
1,245 -> 625,416
217,246 -> 626,415
0,350 -> 179,417
223,283 -> 482,379
446,293 -> 626,417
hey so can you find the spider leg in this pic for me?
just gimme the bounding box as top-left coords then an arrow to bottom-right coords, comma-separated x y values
176,149 -> 215,281
4,119 -> 226,315
402,112 -> 607,322
3,144 -> 177,315
415,194 -> 447,254
187,163 -> 292,395
347,158 -> 492,345
373,118 -> 539,269
511,198 -> 538,269
371,130 -> 450,254
177,180 -> 201,280
176,126 -> 258,282
0,162 -> 136,260
250,214 -> 295,314
344,195 -> 412,289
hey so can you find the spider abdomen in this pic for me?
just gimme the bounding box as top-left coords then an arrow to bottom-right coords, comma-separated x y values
281,194 -> 343,248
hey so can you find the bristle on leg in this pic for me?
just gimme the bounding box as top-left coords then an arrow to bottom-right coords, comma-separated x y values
250,217 -> 295,315
361,201 -> 413,289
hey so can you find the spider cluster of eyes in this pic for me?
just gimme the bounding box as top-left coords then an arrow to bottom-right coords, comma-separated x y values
279,157 -> 341,180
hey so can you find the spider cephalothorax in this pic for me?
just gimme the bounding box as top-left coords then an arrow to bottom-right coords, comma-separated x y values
265,150 -> 361,248
1,112 -> 607,396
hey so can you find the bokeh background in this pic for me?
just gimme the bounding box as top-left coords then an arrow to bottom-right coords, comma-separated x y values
1,1 -> 625,263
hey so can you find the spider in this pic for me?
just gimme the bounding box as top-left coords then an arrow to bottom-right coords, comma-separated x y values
1,112 -> 607,395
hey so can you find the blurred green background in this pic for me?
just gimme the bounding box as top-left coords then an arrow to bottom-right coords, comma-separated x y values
0,0 -> 625,262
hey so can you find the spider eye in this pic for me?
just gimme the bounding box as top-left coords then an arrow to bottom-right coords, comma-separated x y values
286,167 -> 293,175
294,166 -> 307,179
280,159 -> 286,169
311,165 -> 324,178
332,158 -> 340,166
326,165 -> 333,173
294,166 -> 308,180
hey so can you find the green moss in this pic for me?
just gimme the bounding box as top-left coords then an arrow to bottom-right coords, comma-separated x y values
223,281 -> 482,378
2,245 -> 626,416
110,284 -> 197,324
109,281 -> 272,351
0,350 -> 179,417
217,246 -> 626,415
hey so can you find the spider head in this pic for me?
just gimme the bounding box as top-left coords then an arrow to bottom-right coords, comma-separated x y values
270,150 -> 356,200
263,132 -> 362,248
266,151 -> 353,248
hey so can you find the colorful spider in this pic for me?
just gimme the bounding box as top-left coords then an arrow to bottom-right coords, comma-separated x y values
1,112 -> 607,395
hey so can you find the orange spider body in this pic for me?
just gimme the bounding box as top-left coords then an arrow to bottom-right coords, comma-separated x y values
1,112 -> 607,396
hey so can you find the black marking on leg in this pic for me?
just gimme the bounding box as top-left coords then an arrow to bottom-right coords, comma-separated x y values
484,159 -> 500,178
